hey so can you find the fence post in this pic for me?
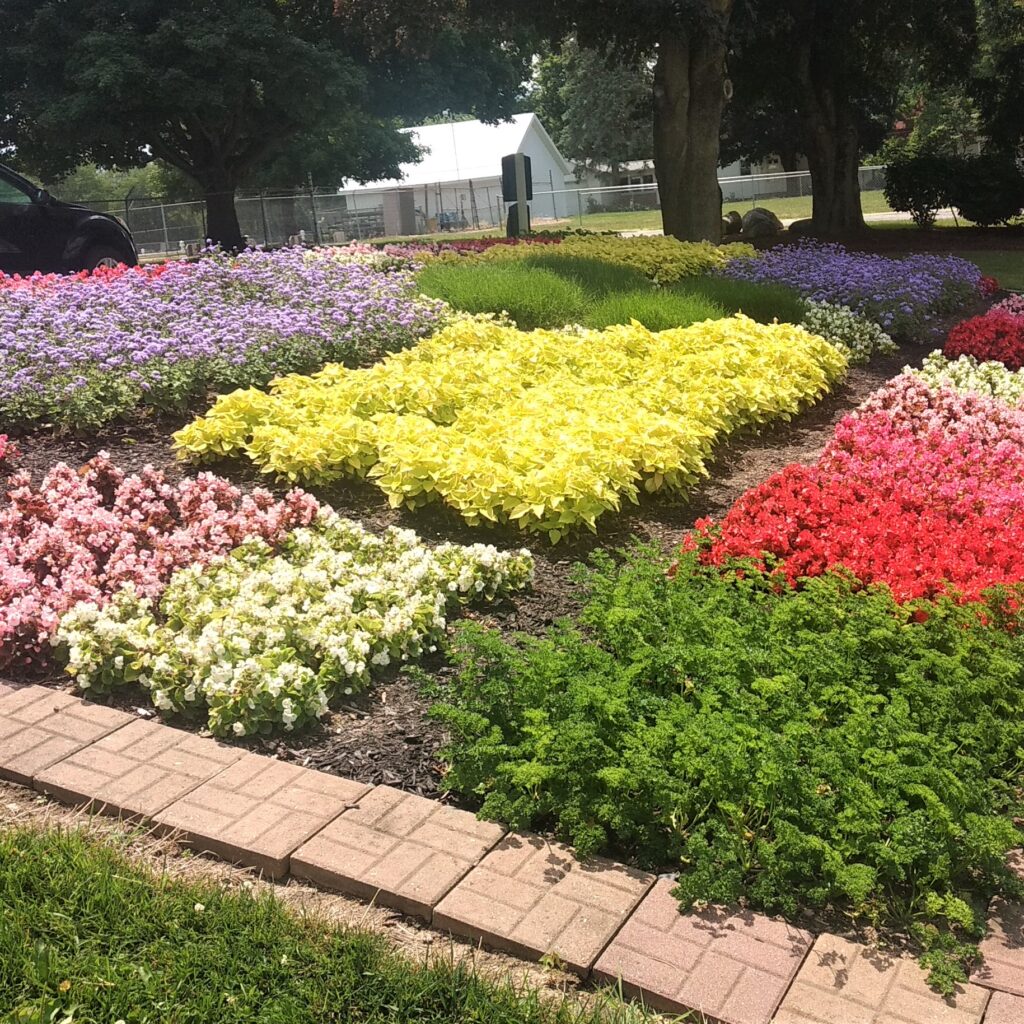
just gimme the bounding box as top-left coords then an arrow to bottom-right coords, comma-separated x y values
308,175 -> 320,245
259,189 -> 270,246
548,170 -> 557,221
577,188 -> 583,228
159,202 -> 170,256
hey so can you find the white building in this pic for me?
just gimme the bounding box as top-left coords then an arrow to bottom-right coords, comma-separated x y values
338,113 -> 575,236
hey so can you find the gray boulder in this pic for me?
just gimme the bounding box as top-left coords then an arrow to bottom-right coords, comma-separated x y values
741,207 -> 784,238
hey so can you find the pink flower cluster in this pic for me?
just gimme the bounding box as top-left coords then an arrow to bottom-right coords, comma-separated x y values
0,455 -> 320,668
993,293 -> 1024,317
0,434 -> 19,471
694,375 -> 1024,602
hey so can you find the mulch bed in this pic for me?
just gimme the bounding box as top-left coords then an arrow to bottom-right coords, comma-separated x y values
5,337 -> 931,800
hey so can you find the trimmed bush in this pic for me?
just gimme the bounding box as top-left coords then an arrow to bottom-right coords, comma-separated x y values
883,154 -> 953,228
947,154 -> 1024,227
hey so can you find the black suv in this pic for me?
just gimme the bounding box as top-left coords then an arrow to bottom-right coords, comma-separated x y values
0,162 -> 138,276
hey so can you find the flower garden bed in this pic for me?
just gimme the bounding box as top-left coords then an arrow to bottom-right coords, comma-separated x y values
0,235 -> 1007,989
0,248 -> 443,430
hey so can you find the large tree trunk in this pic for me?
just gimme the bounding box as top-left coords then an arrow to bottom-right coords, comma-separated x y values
795,9 -> 865,236
203,184 -> 245,250
802,114 -> 864,235
653,5 -> 733,243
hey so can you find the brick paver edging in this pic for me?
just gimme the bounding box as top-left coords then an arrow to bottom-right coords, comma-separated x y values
0,681 -> 1018,1023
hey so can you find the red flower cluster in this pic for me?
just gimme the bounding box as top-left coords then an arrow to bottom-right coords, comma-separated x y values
980,275 -> 1001,296
693,377 -> 1024,602
0,262 -> 173,290
944,310 -> 1024,369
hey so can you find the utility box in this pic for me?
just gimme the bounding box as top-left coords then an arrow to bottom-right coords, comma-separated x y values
501,153 -> 533,201
502,153 -> 532,237
382,188 -> 417,236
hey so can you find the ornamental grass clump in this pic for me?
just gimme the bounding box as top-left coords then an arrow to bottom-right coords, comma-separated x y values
722,241 -> 981,338
433,548 -> 1024,991
58,514 -> 533,737
0,247 -> 445,429
175,314 -> 847,540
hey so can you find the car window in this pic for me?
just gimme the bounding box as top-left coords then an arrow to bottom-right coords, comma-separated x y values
0,176 -> 33,205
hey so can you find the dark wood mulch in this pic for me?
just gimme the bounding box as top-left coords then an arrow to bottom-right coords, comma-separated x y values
5,335 -> 937,799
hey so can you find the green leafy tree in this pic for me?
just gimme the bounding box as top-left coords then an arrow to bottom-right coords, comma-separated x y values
532,38 -> 654,178
0,0 -> 532,247
972,0 -> 1024,153
480,0 -> 738,242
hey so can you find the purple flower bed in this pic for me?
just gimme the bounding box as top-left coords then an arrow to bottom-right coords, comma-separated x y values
0,248 -> 445,429
721,241 -> 982,338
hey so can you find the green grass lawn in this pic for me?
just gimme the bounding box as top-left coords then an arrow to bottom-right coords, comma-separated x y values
956,251 -> 1024,290
365,191 -> 897,241
0,826 -> 649,1024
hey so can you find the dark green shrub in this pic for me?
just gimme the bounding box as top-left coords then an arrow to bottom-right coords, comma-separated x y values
883,154 -> 954,228
583,289 -> 725,330
673,276 -> 807,324
416,262 -> 587,329
948,154 -> 1024,226
433,549 -> 1024,989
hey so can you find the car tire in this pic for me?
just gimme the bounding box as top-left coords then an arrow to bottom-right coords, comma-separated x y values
82,245 -> 135,271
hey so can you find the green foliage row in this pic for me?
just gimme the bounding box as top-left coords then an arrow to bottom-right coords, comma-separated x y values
432,549 -> 1024,990
416,253 -> 807,332
0,827 -> 649,1024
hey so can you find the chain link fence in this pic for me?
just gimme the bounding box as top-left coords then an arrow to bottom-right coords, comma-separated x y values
78,167 -> 889,256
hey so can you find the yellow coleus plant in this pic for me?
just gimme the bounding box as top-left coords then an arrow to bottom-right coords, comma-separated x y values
175,315 -> 847,541
465,234 -> 756,284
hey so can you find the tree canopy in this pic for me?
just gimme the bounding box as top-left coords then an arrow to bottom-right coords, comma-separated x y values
531,38 -> 654,177
1,0 -> 532,246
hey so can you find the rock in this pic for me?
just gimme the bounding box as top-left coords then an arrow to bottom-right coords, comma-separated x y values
741,207 -> 784,238
787,218 -> 816,237
723,210 -> 743,233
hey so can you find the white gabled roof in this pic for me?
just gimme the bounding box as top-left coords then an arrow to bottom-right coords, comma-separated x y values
341,113 -> 570,191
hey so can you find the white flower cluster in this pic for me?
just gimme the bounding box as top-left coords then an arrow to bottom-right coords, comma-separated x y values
912,352 -> 1024,407
56,512 -> 533,737
801,300 -> 897,364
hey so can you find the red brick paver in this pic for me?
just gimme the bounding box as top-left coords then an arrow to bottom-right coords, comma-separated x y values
34,719 -> 244,820
154,753 -> 368,878
774,933 -> 990,1024
433,833 -> 654,975
982,991 -> 1024,1023
974,900 -> 1024,998
0,682 -> 132,785
592,878 -> 812,1024
292,785 -> 505,920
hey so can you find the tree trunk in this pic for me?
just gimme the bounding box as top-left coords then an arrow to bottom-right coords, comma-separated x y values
795,8 -> 865,236
802,115 -> 864,235
653,6 -> 733,243
203,184 -> 245,250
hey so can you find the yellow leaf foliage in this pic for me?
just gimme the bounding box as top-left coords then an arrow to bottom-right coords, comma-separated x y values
445,235 -> 756,284
174,315 -> 847,539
